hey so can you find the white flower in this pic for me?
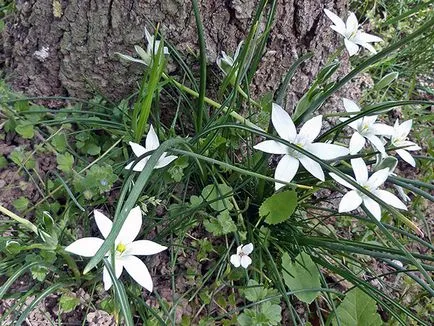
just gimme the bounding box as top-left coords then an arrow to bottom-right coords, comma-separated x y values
254,103 -> 349,190
117,28 -> 169,66
65,206 -> 167,291
230,243 -> 253,268
125,125 -> 178,171
330,158 -> 407,220
341,98 -> 393,155
324,9 -> 382,56
387,119 -> 421,167
216,41 -> 243,75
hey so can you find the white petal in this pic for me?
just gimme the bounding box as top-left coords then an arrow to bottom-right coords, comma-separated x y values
274,155 -> 300,190
367,168 -> 389,190
298,115 -> 323,143
242,243 -> 254,255
146,125 -> 160,150
358,42 -> 377,54
307,143 -> 349,160
351,158 -> 368,183
330,25 -> 347,37
339,190 -> 363,212
342,98 -> 361,114
370,123 -> 394,136
117,53 -> 147,65
374,190 -> 407,210
349,132 -> 366,154
346,12 -> 359,34
236,245 -> 243,255
396,149 -> 416,167
399,141 -> 420,151
122,255 -> 154,292
129,142 -> 147,157
344,38 -> 359,56
103,258 -> 124,291
254,140 -> 289,155
329,173 -> 356,190
271,103 -> 296,142
353,31 -> 383,43
134,45 -> 151,65
124,240 -> 167,256
230,254 -> 241,268
397,119 -> 412,138
154,155 -> 178,169
363,197 -> 382,220
129,158 -> 149,172
144,28 -> 153,45
65,238 -> 104,257
324,9 -> 346,32
240,255 -> 252,269
298,155 -> 324,181
366,135 -> 386,155
94,210 -> 113,239
116,206 -> 142,245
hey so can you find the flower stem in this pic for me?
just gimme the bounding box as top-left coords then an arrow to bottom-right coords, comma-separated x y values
0,204 -> 38,234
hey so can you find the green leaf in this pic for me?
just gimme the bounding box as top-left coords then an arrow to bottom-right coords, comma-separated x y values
282,252 -> 320,304
51,133 -> 67,152
15,124 -> 34,139
13,197 -> 29,212
201,184 -> 234,211
375,72 -> 399,90
59,293 -> 80,313
243,280 -> 279,304
87,143 -> 101,155
332,288 -> 382,326
259,190 -> 297,225
203,210 -> 236,236
0,156 -> 7,169
57,153 -> 74,173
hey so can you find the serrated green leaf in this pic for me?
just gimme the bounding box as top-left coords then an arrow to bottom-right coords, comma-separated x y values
282,252 -> 320,304
87,143 -> 101,155
203,210 -> 236,236
244,280 -> 279,304
201,184 -> 234,211
259,190 -> 297,225
332,288 -> 382,326
57,153 -> 74,173
51,133 -> 67,152
59,293 -> 80,313
15,124 -> 34,139
13,197 -> 29,212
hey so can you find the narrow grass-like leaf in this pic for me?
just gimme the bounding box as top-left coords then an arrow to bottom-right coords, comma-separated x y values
0,261 -> 39,300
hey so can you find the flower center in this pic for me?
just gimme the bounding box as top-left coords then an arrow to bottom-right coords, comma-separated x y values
116,243 -> 126,254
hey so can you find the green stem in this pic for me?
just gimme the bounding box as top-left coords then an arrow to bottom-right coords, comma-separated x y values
58,247 -> 81,282
0,204 -> 38,234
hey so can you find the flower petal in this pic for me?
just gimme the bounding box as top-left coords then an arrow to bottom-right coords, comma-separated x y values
339,190 -> 363,213
254,140 -> 288,155
349,132 -> 366,154
240,255 -> 252,269
358,42 -> 377,54
344,38 -> 359,56
374,190 -> 407,210
351,158 -> 368,184
396,149 -> 416,167
146,125 -> 160,150
94,210 -> 113,239
124,240 -> 167,256
353,31 -> 382,43
346,12 -> 359,34
298,155 -> 324,181
342,98 -> 361,114
116,206 -> 142,245
298,115 -> 323,143
330,25 -> 346,37
122,255 -> 154,292
65,238 -> 104,257
271,103 -> 296,142
363,197 -> 382,220
134,45 -> 151,65
307,143 -> 349,160
274,155 -> 300,190
103,258 -> 124,291
324,9 -> 346,32
155,155 -> 178,169
329,173 -> 356,190
366,135 -> 386,155
128,158 -> 149,172
396,119 -> 412,138
230,254 -> 241,268
117,53 -> 147,65
399,141 -> 421,151
129,142 -> 147,157
367,168 -> 389,190
370,123 -> 394,136
242,243 -> 254,255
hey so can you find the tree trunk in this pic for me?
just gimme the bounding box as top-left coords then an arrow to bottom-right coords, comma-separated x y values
2,0 -> 347,104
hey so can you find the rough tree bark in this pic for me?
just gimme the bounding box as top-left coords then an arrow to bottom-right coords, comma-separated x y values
2,0 -> 348,105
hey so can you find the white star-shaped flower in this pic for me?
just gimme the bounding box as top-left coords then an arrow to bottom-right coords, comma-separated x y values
324,9 -> 383,56
386,119 -> 421,167
216,41 -> 243,76
117,28 -> 169,66
230,243 -> 253,268
125,125 -> 178,171
254,103 -> 349,190
341,98 -> 393,155
330,158 -> 407,220
65,206 -> 167,291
